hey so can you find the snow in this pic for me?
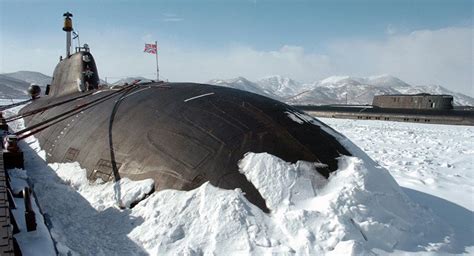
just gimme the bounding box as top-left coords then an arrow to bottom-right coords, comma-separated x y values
256,75 -> 301,97
1,71 -> 52,87
8,168 -> 56,255
319,118 -> 474,211
3,103 -> 473,255
366,74 -> 411,88
17,136 -> 155,255
51,162 -> 155,209
209,77 -> 278,99
238,152 -> 327,210
320,118 -> 474,254
319,75 -> 354,85
239,153 -> 456,254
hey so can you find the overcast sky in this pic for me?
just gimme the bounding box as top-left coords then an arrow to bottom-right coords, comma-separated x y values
0,0 -> 472,96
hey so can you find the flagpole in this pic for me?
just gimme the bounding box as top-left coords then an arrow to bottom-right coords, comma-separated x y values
155,41 -> 159,82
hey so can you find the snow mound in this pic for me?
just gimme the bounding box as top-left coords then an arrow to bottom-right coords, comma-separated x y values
129,183 -> 275,255
127,153 -> 455,255
238,153 -> 327,211
49,162 -> 154,209
238,153 -> 454,254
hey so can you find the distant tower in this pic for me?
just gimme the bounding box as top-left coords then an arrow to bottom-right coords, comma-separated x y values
63,12 -> 73,57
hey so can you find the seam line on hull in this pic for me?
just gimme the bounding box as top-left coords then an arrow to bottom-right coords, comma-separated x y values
119,87 -> 151,100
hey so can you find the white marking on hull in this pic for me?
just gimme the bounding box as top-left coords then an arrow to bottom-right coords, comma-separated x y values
184,92 -> 215,102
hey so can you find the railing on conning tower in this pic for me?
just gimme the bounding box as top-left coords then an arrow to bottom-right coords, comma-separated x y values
75,44 -> 90,53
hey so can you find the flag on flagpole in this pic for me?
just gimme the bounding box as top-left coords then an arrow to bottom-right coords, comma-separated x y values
144,43 -> 158,54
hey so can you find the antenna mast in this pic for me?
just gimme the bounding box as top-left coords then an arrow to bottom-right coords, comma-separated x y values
63,12 -> 73,57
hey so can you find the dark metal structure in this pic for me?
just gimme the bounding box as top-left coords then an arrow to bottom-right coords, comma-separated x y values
21,81 -> 351,211
373,94 -> 454,110
295,104 -> 474,126
50,51 -> 99,97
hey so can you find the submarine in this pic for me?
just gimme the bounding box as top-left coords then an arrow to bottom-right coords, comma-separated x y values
16,12 -> 351,212
293,94 -> 474,126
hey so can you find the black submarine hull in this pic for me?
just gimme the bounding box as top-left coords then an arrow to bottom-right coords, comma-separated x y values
20,83 -> 350,211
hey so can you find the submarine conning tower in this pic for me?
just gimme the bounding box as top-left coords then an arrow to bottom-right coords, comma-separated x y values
49,12 -> 100,97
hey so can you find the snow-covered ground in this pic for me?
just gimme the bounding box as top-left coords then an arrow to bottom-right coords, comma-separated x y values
4,104 -> 473,255
320,118 -> 474,254
319,118 -> 474,212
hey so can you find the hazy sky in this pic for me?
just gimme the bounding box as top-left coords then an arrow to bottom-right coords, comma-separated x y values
0,0 -> 472,95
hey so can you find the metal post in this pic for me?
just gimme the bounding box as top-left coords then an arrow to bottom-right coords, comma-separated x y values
23,187 -> 37,232
66,31 -> 71,57
155,41 -> 159,82
63,12 -> 73,57
77,32 -> 81,51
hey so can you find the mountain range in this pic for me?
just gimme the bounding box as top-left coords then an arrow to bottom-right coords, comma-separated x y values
1,71 -> 472,106
209,75 -> 474,106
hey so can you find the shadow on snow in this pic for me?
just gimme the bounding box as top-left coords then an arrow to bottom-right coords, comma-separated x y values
403,187 -> 474,254
21,140 -> 148,255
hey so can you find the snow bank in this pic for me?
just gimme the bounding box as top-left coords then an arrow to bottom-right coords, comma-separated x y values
237,153 -> 455,254
129,183 -> 277,255
125,152 -> 456,255
238,153 -> 327,210
50,162 -> 154,209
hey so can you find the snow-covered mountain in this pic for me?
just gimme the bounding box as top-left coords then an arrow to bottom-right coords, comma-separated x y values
396,84 -> 474,107
0,74 -> 31,98
1,70 -> 472,106
2,71 -> 52,86
288,75 -> 405,105
209,75 -> 474,106
256,75 -> 302,98
0,71 -> 52,98
365,75 -> 412,89
293,75 -> 473,106
208,77 -> 280,99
